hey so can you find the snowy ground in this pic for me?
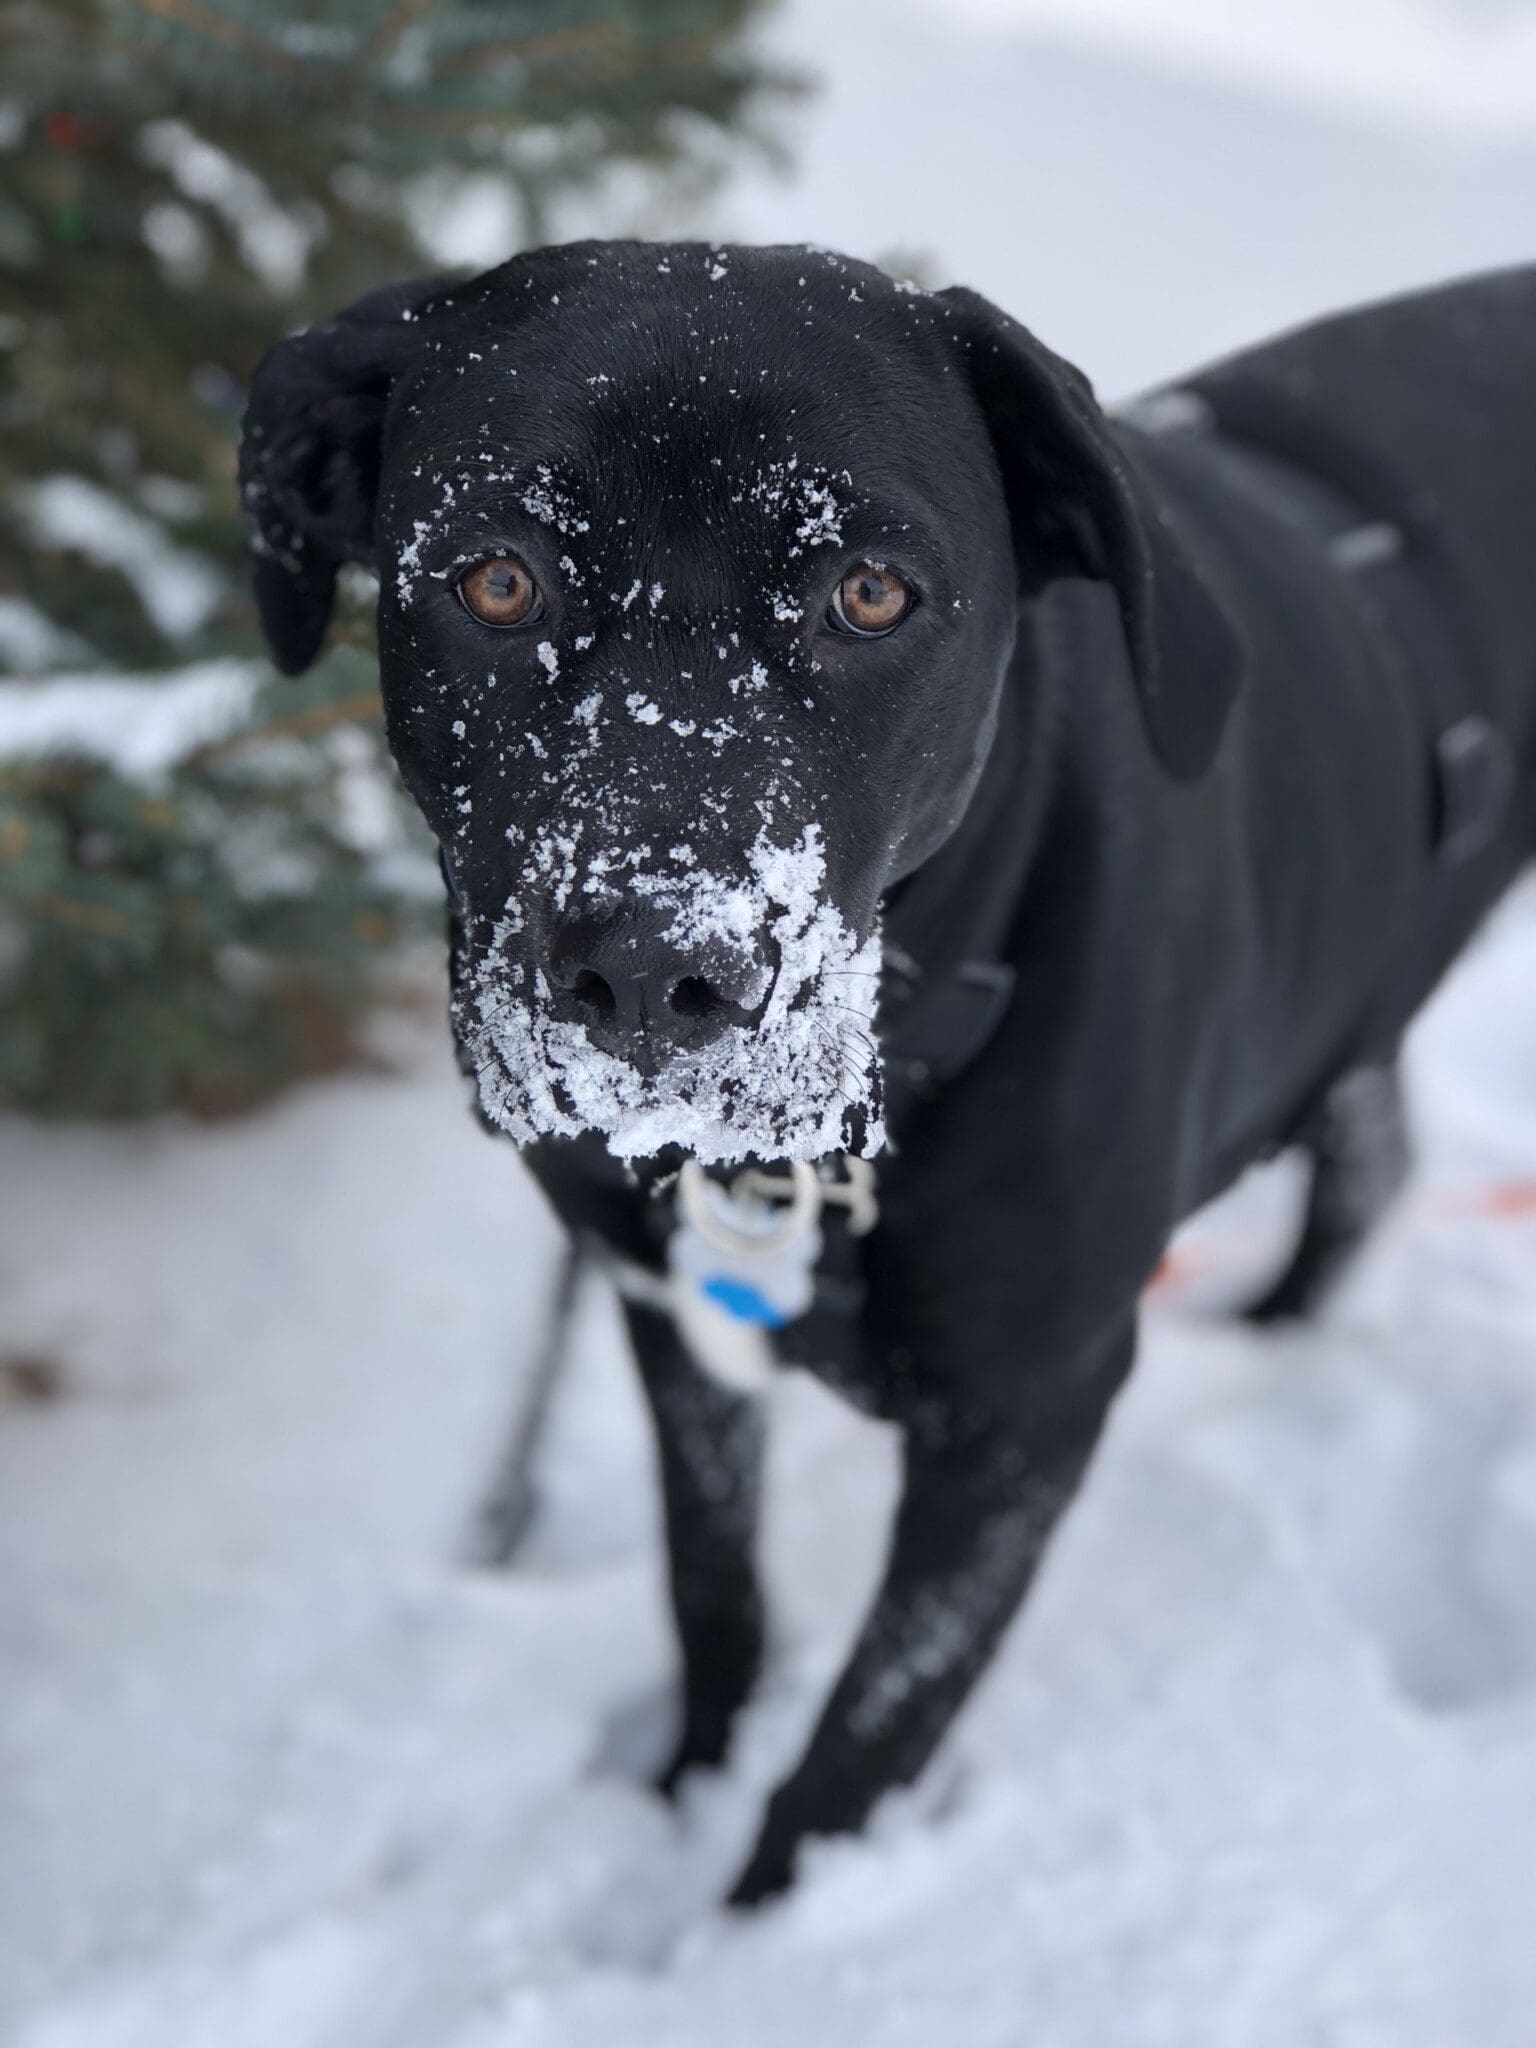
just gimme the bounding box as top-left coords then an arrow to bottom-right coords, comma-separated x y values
6,1 -> 1536,2042
5,887 -> 1535,2048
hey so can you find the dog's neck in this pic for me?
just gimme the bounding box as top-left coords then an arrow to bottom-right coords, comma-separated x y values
882,592 -> 1063,982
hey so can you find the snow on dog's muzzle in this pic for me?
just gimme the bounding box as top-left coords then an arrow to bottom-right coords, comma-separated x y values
458,824 -> 886,1166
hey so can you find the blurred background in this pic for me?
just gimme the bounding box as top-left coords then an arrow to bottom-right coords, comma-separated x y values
2,3 -> 1534,2043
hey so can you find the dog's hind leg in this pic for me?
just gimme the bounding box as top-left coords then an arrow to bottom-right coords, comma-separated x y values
466,1242 -> 585,1567
1245,1062 -> 1411,1325
728,1315 -> 1136,1906
623,1299 -> 766,1794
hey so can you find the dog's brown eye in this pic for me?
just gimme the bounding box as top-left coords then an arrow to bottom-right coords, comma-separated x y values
828,563 -> 913,636
458,554 -> 542,628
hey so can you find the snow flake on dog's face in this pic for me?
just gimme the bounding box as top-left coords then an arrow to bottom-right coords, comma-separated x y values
725,456 -> 854,569
518,464 -> 590,537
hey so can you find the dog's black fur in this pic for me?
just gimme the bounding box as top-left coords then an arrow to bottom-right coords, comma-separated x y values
242,245 -> 1536,1905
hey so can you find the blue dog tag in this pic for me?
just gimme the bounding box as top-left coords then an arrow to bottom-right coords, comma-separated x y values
670,1161 -> 822,1328
700,1274 -> 790,1326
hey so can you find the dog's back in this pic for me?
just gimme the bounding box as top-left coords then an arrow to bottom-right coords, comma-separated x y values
1109,268 -> 1536,1191
1185,265 -> 1536,760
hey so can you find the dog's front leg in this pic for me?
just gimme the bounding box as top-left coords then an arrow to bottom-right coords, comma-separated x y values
623,1299 -> 766,1793
728,1317 -> 1135,1907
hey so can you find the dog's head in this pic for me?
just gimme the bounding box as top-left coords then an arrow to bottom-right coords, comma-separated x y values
241,242 -> 1239,1165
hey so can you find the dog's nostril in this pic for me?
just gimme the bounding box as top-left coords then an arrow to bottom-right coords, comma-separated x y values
570,967 -> 617,1018
667,974 -> 719,1019
551,948 -> 747,1038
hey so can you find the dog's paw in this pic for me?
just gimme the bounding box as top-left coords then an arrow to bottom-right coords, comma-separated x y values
586,1682 -> 750,1800
1240,1269 -> 1330,1326
652,1730 -> 726,1802
724,1836 -> 797,1910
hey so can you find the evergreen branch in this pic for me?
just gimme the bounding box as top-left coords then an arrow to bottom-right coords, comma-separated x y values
437,22 -> 724,83
345,0 -> 439,85
0,765 -> 92,799
126,0 -> 308,85
0,812 -> 28,865
9,891 -> 137,941
185,687 -> 384,767
376,62 -> 721,134
0,686 -> 382,791
0,0 -> 782,1120
440,20 -> 624,77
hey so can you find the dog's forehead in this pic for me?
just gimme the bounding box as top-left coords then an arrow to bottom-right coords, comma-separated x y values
388,244 -> 974,507
378,250 -> 996,631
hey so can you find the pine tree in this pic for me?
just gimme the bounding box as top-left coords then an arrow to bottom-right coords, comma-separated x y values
0,0 -> 780,1117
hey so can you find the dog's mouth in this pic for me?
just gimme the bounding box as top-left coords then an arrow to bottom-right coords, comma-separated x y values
456,825 -> 885,1166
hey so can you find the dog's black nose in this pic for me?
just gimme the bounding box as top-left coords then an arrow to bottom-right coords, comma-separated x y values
546,920 -> 761,1055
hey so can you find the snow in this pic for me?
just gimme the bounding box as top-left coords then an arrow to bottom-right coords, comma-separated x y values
19,478 -> 223,644
464,823 -> 884,1164
0,659 -> 261,780
944,0 -> 1536,139
6,0 -> 1536,2038
4,884 -> 1535,2047
138,121 -> 314,294
0,597 -> 91,674
710,0 -> 1536,399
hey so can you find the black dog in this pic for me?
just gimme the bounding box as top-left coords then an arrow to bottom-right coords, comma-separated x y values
241,245 -> 1536,1904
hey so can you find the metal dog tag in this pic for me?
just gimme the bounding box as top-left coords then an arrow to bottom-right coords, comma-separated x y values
670,1159 -> 822,1328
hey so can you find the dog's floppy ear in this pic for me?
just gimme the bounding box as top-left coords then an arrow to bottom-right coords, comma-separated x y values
239,274 -> 455,675
941,286 -> 1242,779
